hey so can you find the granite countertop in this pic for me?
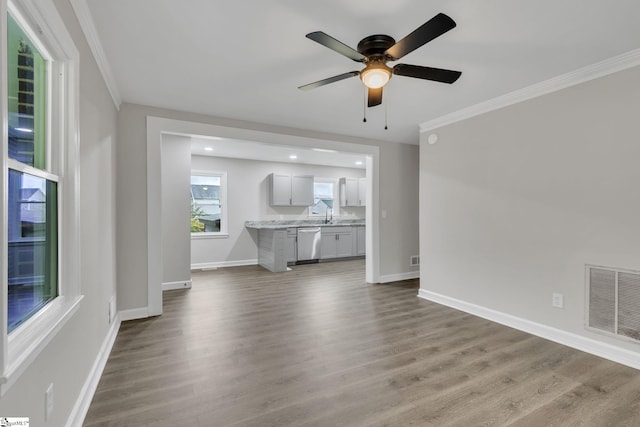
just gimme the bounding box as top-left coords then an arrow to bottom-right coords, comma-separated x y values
245,219 -> 365,229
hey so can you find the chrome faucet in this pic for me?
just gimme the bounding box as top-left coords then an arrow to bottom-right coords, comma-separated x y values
321,199 -> 334,224
324,206 -> 333,224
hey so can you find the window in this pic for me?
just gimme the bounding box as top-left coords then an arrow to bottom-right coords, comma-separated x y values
2,0 -> 80,392
7,170 -> 58,332
6,12 -> 57,332
191,171 -> 227,236
309,178 -> 339,219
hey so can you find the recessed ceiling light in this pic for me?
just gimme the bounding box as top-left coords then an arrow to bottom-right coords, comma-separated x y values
289,155 -> 298,160
312,148 -> 337,153
204,147 -> 214,151
355,161 -> 363,165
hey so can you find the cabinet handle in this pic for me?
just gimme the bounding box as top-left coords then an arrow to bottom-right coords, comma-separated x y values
335,234 -> 338,241
289,198 -> 292,205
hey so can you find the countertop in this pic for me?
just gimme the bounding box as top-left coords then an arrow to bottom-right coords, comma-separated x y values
245,219 -> 365,230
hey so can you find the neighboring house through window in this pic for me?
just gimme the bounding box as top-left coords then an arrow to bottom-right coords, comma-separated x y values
191,171 -> 227,236
309,178 -> 339,219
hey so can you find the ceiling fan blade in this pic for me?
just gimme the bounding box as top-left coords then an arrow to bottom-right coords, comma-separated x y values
306,31 -> 366,62
298,71 -> 360,91
393,64 -> 461,84
385,13 -> 456,60
368,87 -> 382,107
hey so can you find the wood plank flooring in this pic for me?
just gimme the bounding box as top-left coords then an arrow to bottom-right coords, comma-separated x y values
83,260 -> 640,426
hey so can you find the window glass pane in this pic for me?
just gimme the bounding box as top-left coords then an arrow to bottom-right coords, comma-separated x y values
7,13 -> 47,169
311,182 -> 334,216
8,169 -> 58,332
191,175 -> 221,232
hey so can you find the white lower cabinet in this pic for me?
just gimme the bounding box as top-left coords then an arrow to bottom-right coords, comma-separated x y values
320,227 -> 354,259
286,228 -> 297,264
356,226 -> 366,256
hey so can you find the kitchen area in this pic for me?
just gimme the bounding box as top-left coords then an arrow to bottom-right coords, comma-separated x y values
159,127 -> 419,293
185,138 -> 369,277
246,173 -> 367,272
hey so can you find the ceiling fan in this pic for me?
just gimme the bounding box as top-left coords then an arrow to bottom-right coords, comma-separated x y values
298,13 -> 462,108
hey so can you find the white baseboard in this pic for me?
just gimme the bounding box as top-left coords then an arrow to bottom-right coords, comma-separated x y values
378,271 -> 420,283
191,259 -> 257,270
119,307 -> 150,322
418,289 -> 640,371
66,314 -> 121,427
162,280 -> 192,291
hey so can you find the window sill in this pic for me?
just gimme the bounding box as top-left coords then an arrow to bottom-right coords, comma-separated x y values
1,294 -> 84,395
191,233 -> 229,240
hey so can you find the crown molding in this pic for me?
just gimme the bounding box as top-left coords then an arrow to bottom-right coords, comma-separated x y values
69,0 -> 121,109
420,48 -> 640,133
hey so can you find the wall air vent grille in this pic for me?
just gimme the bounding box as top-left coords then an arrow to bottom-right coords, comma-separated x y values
587,265 -> 640,342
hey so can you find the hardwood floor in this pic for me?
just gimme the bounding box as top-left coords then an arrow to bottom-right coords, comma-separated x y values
83,260 -> 640,426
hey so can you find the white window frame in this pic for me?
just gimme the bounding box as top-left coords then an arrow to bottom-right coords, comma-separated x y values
308,177 -> 340,218
190,170 -> 228,239
0,0 -> 81,395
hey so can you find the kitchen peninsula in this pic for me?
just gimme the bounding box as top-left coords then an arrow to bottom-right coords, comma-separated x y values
246,220 -> 366,273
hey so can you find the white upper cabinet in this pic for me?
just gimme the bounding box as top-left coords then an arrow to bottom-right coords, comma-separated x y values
357,178 -> 367,206
270,174 -> 291,205
339,177 -> 367,207
291,175 -> 314,206
269,174 -> 314,206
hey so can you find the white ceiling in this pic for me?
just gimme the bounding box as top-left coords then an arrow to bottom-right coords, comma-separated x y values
84,0 -> 640,148
190,136 -> 367,169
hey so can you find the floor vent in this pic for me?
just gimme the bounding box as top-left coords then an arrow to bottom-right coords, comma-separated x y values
587,265 -> 640,342
410,255 -> 420,266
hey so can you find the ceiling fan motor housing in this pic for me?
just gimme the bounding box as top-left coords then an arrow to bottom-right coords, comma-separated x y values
357,34 -> 396,59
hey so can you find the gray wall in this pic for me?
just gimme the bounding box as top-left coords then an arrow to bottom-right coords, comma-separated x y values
419,65 -> 640,354
116,102 -> 420,311
0,0 -> 118,423
161,134 -> 191,284
190,155 -> 365,267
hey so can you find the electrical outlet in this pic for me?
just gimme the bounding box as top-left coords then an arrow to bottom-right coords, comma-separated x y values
410,255 -> 420,266
45,383 -> 54,420
552,293 -> 564,309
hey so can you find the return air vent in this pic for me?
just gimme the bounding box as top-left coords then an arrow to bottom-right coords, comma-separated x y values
587,265 -> 640,342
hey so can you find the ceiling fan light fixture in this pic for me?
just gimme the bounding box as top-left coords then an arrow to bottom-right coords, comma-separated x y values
360,64 -> 391,89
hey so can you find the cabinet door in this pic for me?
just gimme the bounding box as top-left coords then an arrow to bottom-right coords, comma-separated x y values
336,232 -> 354,257
340,178 -> 359,207
286,233 -> 297,263
270,174 -> 291,206
357,226 -> 366,256
291,175 -> 314,206
320,232 -> 337,259
357,178 -> 367,206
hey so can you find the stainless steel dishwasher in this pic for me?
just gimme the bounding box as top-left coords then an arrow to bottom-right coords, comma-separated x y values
296,227 -> 321,263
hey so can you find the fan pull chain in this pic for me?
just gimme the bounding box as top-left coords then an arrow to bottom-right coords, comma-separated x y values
384,100 -> 388,130
362,87 -> 367,123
